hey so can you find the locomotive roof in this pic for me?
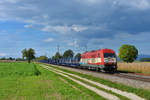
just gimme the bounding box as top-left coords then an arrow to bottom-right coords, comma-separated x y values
82,48 -> 113,54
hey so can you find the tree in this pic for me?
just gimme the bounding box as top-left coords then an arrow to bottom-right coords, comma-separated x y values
22,48 -> 35,63
53,52 -> 61,59
8,57 -> 14,60
119,44 -> 138,63
0,57 -> 6,60
63,49 -> 74,58
22,48 -> 27,60
37,56 -> 48,60
75,53 -> 81,59
52,56 -> 55,60
16,58 -> 23,61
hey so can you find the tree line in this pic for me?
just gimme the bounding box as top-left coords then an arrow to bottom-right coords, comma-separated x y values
21,44 -> 139,64
3,44 -> 149,63
21,48 -> 81,63
52,49 -> 81,60
140,58 -> 150,62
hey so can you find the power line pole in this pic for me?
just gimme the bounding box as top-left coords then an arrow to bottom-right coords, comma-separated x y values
57,45 -> 60,53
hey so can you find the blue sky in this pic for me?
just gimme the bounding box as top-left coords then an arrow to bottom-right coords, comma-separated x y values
0,0 -> 150,58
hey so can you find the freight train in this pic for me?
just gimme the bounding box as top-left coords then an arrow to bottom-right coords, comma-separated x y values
39,49 -> 117,72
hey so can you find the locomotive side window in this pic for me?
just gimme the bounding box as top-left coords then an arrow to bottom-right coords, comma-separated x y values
104,53 -> 115,58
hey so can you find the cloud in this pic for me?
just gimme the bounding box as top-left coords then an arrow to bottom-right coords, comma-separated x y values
43,38 -> 55,42
24,24 -> 33,28
42,25 -> 71,34
0,0 -> 19,4
76,0 -> 104,5
71,25 -> 88,32
0,53 -> 7,57
0,0 -> 150,56
0,0 -> 150,35
41,25 -> 88,34
131,0 -> 150,10
113,0 -> 150,10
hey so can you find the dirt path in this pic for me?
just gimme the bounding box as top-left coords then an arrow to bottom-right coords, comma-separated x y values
41,64 -> 146,100
41,64 -> 120,100
50,64 -> 150,90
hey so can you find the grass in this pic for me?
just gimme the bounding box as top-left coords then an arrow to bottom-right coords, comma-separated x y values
0,62 -> 40,77
56,70 -> 130,100
0,62 -> 106,100
118,62 -> 150,74
52,72 -> 107,100
44,63 -> 150,100
70,75 -> 130,100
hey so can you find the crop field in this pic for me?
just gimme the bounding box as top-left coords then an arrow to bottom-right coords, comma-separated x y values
118,62 -> 150,74
0,62 -> 150,100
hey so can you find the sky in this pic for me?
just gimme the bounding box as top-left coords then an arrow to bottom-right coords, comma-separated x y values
0,0 -> 150,58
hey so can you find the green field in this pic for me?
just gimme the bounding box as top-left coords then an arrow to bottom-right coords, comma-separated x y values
0,62 -> 105,100
0,62 -> 40,77
0,62 -> 150,100
43,63 -> 150,100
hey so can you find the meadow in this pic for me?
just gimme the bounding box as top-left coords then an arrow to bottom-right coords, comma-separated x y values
0,62 -> 105,100
118,62 -> 150,74
1,62 -> 150,100
0,62 -> 40,77
44,63 -> 150,100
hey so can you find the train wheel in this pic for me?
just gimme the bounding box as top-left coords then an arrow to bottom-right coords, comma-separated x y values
97,68 -> 101,72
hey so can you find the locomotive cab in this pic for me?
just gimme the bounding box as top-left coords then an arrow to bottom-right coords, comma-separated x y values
102,50 -> 117,72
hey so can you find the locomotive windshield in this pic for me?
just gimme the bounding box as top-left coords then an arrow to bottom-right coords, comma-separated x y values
104,53 -> 115,58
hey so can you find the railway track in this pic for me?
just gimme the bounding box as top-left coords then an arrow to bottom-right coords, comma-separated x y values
42,63 -> 150,89
51,64 -> 150,83
88,70 -> 150,83
114,73 -> 150,83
